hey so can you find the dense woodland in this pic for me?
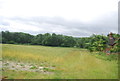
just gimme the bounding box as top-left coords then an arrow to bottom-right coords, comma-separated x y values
0,31 -> 120,53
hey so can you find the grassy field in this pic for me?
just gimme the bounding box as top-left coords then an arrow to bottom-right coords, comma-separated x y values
2,44 -> 118,79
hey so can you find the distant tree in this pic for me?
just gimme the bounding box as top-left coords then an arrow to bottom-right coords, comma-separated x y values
2,31 -> 33,44
2,31 -> 10,43
32,34 -> 43,45
61,36 -> 76,47
42,33 -> 51,45
0,32 -> 2,43
2,31 -> 119,53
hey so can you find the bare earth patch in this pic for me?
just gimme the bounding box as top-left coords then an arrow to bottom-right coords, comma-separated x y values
2,61 -> 55,74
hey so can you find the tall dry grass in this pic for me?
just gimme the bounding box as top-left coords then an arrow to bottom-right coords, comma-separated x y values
2,44 -> 118,79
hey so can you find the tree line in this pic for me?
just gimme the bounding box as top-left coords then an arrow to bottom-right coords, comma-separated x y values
0,31 -> 119,52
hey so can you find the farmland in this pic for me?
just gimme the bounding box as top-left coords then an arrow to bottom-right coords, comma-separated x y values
1,44 -> 118,79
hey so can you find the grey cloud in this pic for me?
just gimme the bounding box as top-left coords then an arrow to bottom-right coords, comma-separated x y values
0,21 -> 10,26
0,17 -> 10,26
1,11 -> 118,37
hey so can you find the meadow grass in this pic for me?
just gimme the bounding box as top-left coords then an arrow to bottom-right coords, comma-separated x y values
2,44 -> 118,79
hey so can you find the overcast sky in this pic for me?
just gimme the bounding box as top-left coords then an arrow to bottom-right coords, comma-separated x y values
0,0 -> 119,37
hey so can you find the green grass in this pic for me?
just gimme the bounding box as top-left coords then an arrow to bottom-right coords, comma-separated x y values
2,44 -> 118,79
30,66 -> 38,69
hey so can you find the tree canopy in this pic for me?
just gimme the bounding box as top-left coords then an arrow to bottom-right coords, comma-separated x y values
1,31 -> 119,53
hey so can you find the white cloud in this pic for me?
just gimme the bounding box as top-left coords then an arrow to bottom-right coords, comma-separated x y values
1,19 -> 42,32
0,0 -> 118,22
0,0 -> 118,37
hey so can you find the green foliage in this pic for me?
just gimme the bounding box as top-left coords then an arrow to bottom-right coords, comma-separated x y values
43,67 -> 55,72
61,36 -> 76,47
2,31 -> 34,44
0,32 -> 2,43
109,34 -> 120,53
94,52 -> 118,61
30,66 -> 38,69
88,35 -> 107,52
8,41 -> 16,44
1,31 -> 77,47
76,37 -> 90,48
32,34 -> 43,45
1,31 -> 120,53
